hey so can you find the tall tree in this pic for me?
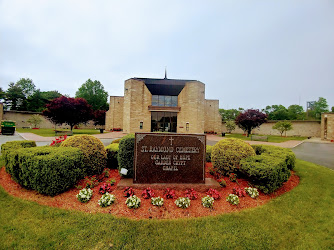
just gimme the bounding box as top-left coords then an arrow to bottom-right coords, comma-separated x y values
75,79 -> 108,110
4,78 -> 36,110
219,108 -> 241,121
235,109 -> 268,137
43,96 -> 93,131
312,97 -> 329,119
287,105 -> 305,120
27,90 -> 62,112
263,105 -> 289,120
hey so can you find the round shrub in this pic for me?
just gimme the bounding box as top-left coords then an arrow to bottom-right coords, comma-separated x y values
117,134 -> 135,177
61,135 -> 107,176
211,138 -> 255,175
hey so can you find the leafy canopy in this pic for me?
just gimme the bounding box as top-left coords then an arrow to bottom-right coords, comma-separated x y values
43,96 -> 93,130
235,109 -> 267,137
75,79 -> 108,110
272,121 -> 293,137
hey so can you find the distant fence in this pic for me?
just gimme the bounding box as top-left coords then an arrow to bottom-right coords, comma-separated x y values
222,120 -> 321,137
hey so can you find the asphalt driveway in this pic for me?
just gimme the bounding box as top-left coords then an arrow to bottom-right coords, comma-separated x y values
291,142 -> 334,170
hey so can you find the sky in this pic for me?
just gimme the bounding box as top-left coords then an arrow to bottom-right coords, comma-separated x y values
1,0 -> 333,110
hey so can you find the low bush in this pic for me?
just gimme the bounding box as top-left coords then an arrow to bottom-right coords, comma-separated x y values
112,138 -> 122,144
240,154 -> 291,194
98,193 -> 116,207
61,135 -> 107,176
211,138 -> 255,175
226,194 -> 239,205
175,197 -> 191,209
206,145 -> 213,162
77,188 -> 93,203
6,147 -> 84,196
142,187 -> 155,199
126,195 -> 141,209
105,143 -> 119,169
1,140 -> 36,165
201,195 -> 214,208
117,134 -> 135,177
251,145 -> 296,170
151,197 -> 164,207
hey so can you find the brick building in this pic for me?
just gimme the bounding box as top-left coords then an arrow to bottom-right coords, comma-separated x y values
105,76 -> 222,134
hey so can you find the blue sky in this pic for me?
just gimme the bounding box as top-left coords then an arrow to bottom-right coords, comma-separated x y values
1,0 -> 333,110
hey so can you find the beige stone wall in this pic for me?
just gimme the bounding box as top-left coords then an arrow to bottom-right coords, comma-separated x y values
3,111 -> 97,129
204,99 -> 222,133
105,96 -> 124,131
177,81 -> 205,134
321,113 -> 334,140
222,120 -> 321,137
123,79 -> 151,133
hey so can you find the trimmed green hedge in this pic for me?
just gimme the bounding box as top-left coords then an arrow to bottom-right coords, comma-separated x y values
240,145 -> 296,194
251,145 -> 296,170
6,147 -> 84,196
117,134 -> 135,177
1,140 -> 36,165
105,143 -> 119,169
206,145 -> 213,162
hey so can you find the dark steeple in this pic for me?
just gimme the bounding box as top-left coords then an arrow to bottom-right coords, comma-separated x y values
164,67 -> 167,79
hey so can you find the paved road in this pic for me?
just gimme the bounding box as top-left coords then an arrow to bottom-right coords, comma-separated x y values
291,142 -> 334,170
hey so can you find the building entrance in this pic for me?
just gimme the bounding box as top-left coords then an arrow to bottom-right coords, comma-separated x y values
151,111 -> 177,132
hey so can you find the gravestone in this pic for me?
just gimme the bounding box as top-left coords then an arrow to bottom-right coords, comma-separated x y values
133,133 -> 206,183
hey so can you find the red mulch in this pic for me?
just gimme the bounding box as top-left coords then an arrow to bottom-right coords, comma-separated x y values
0,163 -> 299,220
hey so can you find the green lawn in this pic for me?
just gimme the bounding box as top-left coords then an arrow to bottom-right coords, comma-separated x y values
16,128 -> 103,137
0,159 -> 333,249
225,133 -> 308,143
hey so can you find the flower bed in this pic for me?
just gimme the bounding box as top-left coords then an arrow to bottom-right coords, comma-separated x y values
0,163 -> 299,220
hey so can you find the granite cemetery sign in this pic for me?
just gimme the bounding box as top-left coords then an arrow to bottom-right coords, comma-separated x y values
134,133 -> 206,184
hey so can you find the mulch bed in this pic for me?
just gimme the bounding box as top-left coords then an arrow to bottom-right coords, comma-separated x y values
0,163 -> 299,220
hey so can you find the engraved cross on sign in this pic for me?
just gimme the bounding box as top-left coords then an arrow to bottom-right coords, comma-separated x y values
169,137 -> 174,146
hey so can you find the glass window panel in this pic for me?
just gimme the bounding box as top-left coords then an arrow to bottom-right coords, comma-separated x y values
152,95 -> 159,106
151,112 -> 158,122
158,96 -> 165,106
157,112 -> 164,122
165,96 -> 172,107
171,96 -> 178,107
164,112 -> 171,123
171,112 -> 177,123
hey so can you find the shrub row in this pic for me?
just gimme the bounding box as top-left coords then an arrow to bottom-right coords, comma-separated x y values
117,134 -> 135,177
1,140 -> 36,165
105,143 -> 119,169
5,147 -> 84,196
206,145 -> 213,162
240,145 -> 296,194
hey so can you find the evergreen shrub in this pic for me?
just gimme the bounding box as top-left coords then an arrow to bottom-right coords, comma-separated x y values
206,145 -> 213,162
117,134 -> 135,177
105,143 -> 119,169
1,140 -> 36,165
61,135 -> 107,176
240,145 -> 295,194
211,138 -> 255,175
251,145 -> 296,170
6,147 -> 84,196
